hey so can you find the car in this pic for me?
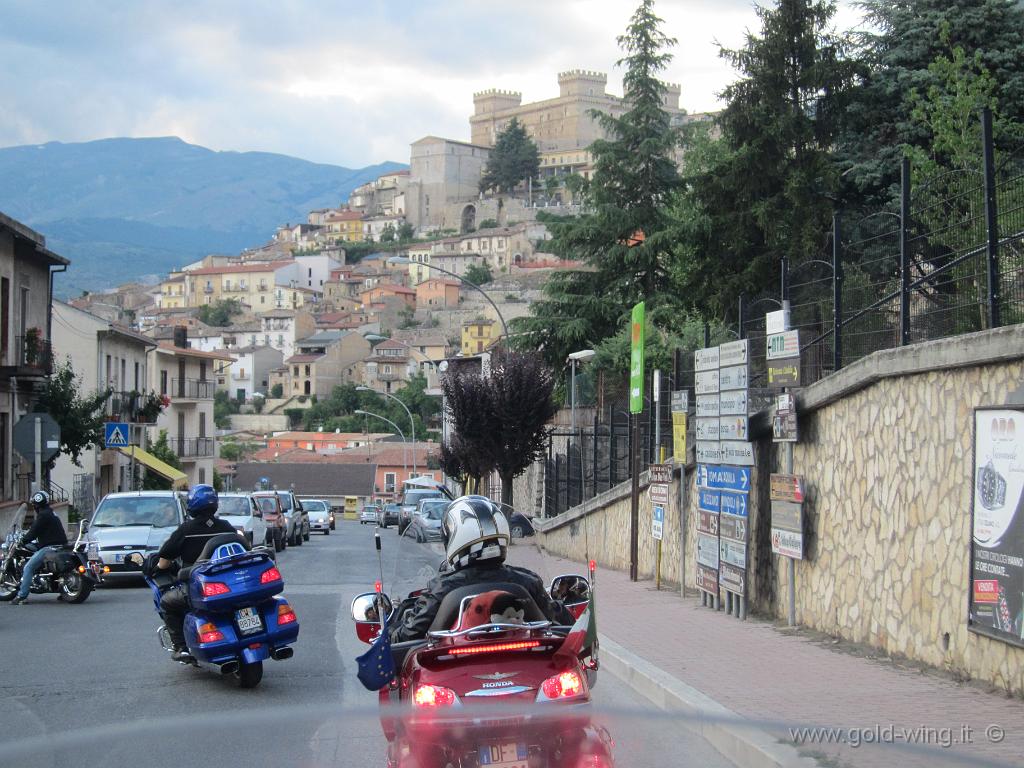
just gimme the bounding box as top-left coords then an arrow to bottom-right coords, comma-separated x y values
252,492 -> 287,552
360,504 -> 380,525
275,490 -> 309,546
406,498 -> 448,542
216,493 -> 269,547
301,498 -> 333,535
504,509 -> 535,539
84,491 -> 186,581
378,502 -> 401,528
397,487 -> 445,535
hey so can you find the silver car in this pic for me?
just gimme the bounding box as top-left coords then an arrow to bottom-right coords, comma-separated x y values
85,491 -> 186,581
301,499 -> 333,535
406,499 -> 448,543
217,493 -> 269,547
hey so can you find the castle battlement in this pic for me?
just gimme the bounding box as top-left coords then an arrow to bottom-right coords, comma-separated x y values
557,69 -> 607,82
472,88 -> 523,100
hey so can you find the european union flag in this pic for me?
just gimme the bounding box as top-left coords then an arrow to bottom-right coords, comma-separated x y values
356,625 -> 396,691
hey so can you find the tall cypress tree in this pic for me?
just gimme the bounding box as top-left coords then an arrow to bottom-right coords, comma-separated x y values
514,0 -> 682,368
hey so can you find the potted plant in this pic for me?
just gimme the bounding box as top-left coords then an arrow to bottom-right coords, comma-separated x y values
23,327 -> 42,366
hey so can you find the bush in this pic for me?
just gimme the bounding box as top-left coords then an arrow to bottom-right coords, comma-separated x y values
270,383 -> 284,399
479,218 -> 499,229
283,408 -> 305,427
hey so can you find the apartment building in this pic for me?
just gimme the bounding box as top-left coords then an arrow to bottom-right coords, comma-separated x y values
227,345 -> 283,402
183,261 -> 302,309
285,330 -> 370,398
257,309 -> 316,359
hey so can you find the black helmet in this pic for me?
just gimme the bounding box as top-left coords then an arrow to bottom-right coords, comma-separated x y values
30,490 -> 50,508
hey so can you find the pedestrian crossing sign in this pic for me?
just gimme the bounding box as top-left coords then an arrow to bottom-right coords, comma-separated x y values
104,422 -> 130,448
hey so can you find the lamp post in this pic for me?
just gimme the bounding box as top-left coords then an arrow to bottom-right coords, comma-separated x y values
386,257 -> 509,341
357,386 -> 416,477
355,409 -> 408,491
566,349 -> 596,432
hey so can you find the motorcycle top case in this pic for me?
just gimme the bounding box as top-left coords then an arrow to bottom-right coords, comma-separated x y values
187,551 -> 284,612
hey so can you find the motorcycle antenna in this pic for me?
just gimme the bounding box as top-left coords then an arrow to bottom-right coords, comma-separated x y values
374,531 -> 387,635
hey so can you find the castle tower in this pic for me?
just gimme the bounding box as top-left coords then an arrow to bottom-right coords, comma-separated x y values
557,69 -> 608,98
472,88 -> 523,116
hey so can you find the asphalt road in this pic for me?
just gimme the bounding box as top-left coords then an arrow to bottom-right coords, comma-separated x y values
0,520 -> 735,768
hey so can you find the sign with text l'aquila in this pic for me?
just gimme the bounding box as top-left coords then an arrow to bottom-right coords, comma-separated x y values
629,301 -> 645,414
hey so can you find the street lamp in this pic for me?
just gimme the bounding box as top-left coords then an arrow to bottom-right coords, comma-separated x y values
386,256 -> 509,340
357,386 -> 417,477
567,349 -> 596,432
354,409 -> 408,488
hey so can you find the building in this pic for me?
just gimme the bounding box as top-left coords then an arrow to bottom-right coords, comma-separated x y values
359,283 -> 416,310
285,329 -> 371,397
293,252 -> 343,293
232,462 -> 375,508
181,261 -> 302,309
158,274 -> 187,309
257,309 -> 316,360
362,214 -> 407,242
297,441 -> 440,501
51,301 -> 158,506
462,318 -> 497,355
349,169 -> 410,217
150,338 -> 234,487
415,278 -> 461,308
323,210 -> 366,243
227,345 -> 283,402
266,431 -> 393,453
406,136 -> 490,231
360,339 -> 416,394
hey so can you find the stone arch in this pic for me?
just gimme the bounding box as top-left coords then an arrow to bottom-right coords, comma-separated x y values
460,204 -> 476,234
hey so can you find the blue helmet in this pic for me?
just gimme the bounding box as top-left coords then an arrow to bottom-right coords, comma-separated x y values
186,484 -> 218,517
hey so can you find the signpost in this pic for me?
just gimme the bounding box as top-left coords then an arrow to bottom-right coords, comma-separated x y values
648,463 -> 672,485
14,413 -> 61,495
649,483 -> 670,507
652,505 -> 664,540
629,301 -> 645,583
773,394 -> 798,442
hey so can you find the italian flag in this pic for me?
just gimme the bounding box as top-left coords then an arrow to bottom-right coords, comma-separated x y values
555,594 -> 597,662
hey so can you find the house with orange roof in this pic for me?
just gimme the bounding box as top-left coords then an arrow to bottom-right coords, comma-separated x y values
178,260 -> 302,310
359,283 -> 416,310
323,210 -> 366,243
266,431 -> 394,453
415,278 -> 461,308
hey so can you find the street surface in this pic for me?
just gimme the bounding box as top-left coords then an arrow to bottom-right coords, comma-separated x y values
1,520 -> 735,768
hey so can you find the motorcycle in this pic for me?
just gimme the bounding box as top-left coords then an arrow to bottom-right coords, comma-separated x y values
0,515 -> 98,603
138,533 -> 300,688
352,526 -> 612,768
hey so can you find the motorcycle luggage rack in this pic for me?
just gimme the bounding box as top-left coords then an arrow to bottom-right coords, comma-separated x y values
427,620 -> 552,639
200,550 -> 272,575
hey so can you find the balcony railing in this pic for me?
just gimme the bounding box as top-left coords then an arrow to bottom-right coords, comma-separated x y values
170,437 -> 215,458
171,378 -> 216,399
12,335 -> 54,375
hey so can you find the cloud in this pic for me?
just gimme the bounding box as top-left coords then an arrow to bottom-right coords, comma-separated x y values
0,0 -> 865,166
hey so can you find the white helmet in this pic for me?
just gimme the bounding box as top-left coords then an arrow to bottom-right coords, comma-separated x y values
443,496 -> 510,570
30,490 -> 50,508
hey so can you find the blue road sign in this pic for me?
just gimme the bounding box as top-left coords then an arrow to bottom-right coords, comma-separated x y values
698,489 -> 721,514
104,422 -> 130,448
696,464 -> 751,493
719,491 -> 748,517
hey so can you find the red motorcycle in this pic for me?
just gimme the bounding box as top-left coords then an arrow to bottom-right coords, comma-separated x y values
352,570 -> 610,768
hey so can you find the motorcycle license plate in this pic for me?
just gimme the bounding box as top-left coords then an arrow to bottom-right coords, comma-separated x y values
477,743 -> 528,768
235,607 -> 264,636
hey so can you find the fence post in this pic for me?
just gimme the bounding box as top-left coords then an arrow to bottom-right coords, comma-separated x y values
981,107 -> 1001,329
609,417 -> 617,488
738,293 -> 746,339
592,411 -> 599,499
899,156 -> 911,345
704,321 -> 710,348
781,256 -> 789,302
833,212 -> 843,371
552,441 -> 560,516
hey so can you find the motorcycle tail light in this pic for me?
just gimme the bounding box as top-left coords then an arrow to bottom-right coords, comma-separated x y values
77,565 -> 86,574
449,640 -> 541,656
198,622 -> 224,644
277,603 -> 297,625
541,670 -> 583,700
260,566 -> 282,584
202,581 -> 231,597
413,684 -> 456,707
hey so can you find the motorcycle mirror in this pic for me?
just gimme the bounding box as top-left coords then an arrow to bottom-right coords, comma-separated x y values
351,591 -> 393,623
79,519 -> 90,532
127,553 -> 145,566
550,574 -> 591,603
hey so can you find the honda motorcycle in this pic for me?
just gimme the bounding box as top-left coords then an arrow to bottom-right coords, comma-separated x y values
139,533 -> 300,688
0,516 -> 97,603
352,519 -> 612,768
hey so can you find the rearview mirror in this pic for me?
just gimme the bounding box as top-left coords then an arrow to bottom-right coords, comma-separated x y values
351,592 -> 393,623
79,519 -> 90,533
127,552 -> 145,567
550,575 -> 591,604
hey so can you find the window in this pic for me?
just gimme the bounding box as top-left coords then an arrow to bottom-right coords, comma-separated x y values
199,412 -> 207,438
385,472 -> 396,493
304,365 -> 311,376
120,359 -> 126,390
106,355 -> 112,386
1,277 -> 9,364
293,366 -> 299,376
198,468 -> 206,484
199,360 -> 207,382
160,370 -> 168,395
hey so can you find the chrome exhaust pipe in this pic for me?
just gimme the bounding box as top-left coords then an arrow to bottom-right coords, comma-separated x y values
220,660 -> 240,675
270,646 -> 294,660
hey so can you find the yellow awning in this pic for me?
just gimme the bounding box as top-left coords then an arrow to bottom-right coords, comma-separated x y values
117,446 -> 188,488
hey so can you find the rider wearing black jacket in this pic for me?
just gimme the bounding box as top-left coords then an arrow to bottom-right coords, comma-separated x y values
12,491 -> 67,604
389,496 -> 572,643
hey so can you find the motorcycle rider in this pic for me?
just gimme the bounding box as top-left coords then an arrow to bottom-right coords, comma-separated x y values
389,496 -> 573,642
155,484 -> 235,661
11,490 -> 67,605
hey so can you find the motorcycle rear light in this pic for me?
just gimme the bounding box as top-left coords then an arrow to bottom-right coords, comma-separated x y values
201,581 -> 231,596
277,603 -> 297,625
413,684 -> 456,707
375,580 -> 382,593
449,640 -> 541,656
260,566 -> 282,584
77,565 -> 86,573
541,670 -> 583,699
198,622 -> 224,644
103,566 -> 110,574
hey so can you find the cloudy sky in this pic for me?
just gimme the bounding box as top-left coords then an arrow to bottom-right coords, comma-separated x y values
0,0 -> 863,168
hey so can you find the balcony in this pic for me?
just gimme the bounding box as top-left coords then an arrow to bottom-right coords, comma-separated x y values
203,286 -> 214,294
169,437 -> 215,458
4,335 -> 54,376
170,378 -> 216,400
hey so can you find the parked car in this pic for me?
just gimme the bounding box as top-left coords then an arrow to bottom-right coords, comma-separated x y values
216,493 -> 268,547
397,488 -> 445,535
252,492 -> 287,552
360,504 -> 380,525
302,499 -> 333,535
406,499 -> 448,543
504,509 -> 535,539
378,503 -> 401,529
275,490 -> 309,546
84,491 -> 186,581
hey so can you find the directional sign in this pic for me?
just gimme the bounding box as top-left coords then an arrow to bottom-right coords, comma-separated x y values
719,339 -> 749,367
772,528 -> 803,560
719,491 -> 749,517
652,505 -> 664,540
720,562 -> 746,594
649,463 -> 673,485
770,474 -> 805,503
697,489 -> 721,513
13,413 -> 61,464
719,537 -> 747,569
670,390 -> 689,413
719,513 -> 747,542
104,422 -> 130,448
696,418 -> 720,441
772,501 -> 802,532
696,442 -> 722,464
696,564 -> 719,594
768,359 -> 801,388
721,440 -> 755,466
697,534 -> 720,569
696,510 -> 719,535
719,415 -> 749,441
766,330 -> 800,361
696,464 -> 751,493
719,364 -> 749,392
695,370 -> 720,396
695,347 -> 720,372
719,390 -> 748,416
649,483 -> 670,507
696,395 -> 720,418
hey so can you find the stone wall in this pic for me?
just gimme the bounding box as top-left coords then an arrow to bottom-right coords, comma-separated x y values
536,325 -> 1024,694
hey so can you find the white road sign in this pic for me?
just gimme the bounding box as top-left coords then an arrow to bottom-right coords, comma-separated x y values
766,330 -> 800,361
721,441 -> 755,466
696,395 -> 720,418
696,418 -> 720,441
719,391 -> 748,416
719,364 -> 749,392
696,441 -> 722,463
695,370 -> 720,395
695,347 -> 720,372
719,415 -> 749,441
719,339 -> 749,367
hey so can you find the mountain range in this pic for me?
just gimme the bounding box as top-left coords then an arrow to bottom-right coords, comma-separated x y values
0,136 -> 405,296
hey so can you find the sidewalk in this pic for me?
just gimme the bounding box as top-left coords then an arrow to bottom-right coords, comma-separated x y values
511,546 -> 1023,768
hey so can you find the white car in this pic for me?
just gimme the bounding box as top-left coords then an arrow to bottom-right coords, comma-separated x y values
301,499 -> 334,534
217,493 -> 269,547
85,491 -> 186,581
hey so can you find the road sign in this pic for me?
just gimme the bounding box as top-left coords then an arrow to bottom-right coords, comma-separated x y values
652,505 -> 664,540
718,390 -> 748,416
719,415 -> 749,441
772,528 -> 803,559
719,513 -> 747,542
719,491 -> 748,517
695,347 -> 719,371
696,510 -> 719,535
720,562 -> 746,594
697,534 -> 720,569
671,390 -> 689,413
695,370 -> 719,395
770,473 -> 805,503
649,483 -> 670,506
104,422 -> 130,448
766,330 -> 800,360
672,412 -> 687,460
721,440 -> 755,466
719,537 -> 747,569
629,302 -> 645,414
697,489 -> 721,513
719,339 -> 749,367
696,418 -> 720,441
649,463 -> 672,485
696,564 -> 719,594
766,307 -> 791,335
696,464 -> 751,493
653,369 -> 661,403
696,442 -> 722,464
718,364 -> 749,392
13,413 -> 61,464
773,409 -> 798,441
696,395 -> 719,418
771,500 -> 802,532
768,359 -> 801,388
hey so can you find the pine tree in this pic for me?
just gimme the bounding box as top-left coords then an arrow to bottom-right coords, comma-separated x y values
478,118 -> 540,194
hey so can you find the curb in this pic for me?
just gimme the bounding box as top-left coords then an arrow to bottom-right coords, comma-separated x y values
598,634 -> 818,768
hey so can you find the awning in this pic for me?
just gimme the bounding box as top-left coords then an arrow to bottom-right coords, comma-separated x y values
117,447 -> 188,488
